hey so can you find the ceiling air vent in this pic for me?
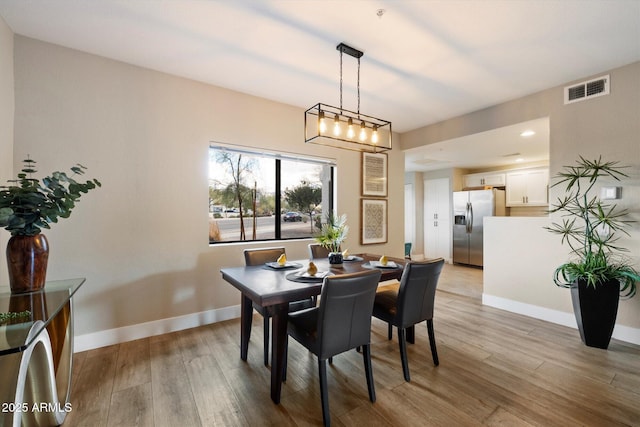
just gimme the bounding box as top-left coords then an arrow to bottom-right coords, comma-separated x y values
564,75 -> 609,105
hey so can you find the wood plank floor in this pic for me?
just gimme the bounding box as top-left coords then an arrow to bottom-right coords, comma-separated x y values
63,267 -> 640,426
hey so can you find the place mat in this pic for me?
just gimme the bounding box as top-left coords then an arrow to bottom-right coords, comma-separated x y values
264,262 -> 303,270
343,256 -> 364,262
362,261 -> 400,269
286,270 -> 332,283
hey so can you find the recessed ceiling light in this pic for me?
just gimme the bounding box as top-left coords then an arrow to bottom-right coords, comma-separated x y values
520,130 -> 535,137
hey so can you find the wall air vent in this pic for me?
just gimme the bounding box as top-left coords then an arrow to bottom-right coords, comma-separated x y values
564,75 -> 609,105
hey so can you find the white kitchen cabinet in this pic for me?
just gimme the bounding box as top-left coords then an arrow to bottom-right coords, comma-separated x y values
424,178 -> 451,262
506,168 -> 549,206
463,172 -> 506,188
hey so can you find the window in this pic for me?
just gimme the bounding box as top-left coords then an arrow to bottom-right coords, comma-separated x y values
208,144 -> 335,244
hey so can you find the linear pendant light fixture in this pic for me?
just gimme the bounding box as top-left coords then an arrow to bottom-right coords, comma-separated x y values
305,43 -> 392,152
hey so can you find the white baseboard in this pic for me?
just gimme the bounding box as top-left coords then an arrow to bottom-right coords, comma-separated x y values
74,304 -> 241,353
482,294 -> 640,346
76,294 -> 639,352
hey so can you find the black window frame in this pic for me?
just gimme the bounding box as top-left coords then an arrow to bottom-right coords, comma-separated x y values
209,144 -> 336,244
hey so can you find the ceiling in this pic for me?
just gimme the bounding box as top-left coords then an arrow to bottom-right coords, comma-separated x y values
0,0 -> 638,137
404,117 -> 549,172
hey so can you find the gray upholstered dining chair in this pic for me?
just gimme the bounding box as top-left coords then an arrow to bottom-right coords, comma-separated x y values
372,258 -> 445,381
308,243 -> 332,259
286,269 -> 382,427
243,247 -> 316,366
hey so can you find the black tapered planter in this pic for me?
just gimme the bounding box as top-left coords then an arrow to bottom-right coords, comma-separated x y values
570,279 -> 620,349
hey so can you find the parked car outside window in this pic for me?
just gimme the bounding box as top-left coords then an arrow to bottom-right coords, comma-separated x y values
283,212 -> 302,222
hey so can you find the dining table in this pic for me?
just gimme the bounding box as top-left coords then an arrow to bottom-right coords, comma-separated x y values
220,253 -> 406,404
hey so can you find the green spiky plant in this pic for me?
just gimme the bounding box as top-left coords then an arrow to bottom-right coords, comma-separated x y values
314,212 -> 348,253
0,158 -> 101,236
545,156 -> 638,298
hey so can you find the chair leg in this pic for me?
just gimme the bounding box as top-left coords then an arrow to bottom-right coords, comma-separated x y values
406,325 -> 415,344
362,344 -> 376,403
318,359 -> 331,426
387,323 -> 392,340
283,336 -> 288,382
328,356 -> 333,365
427,319 -> 439,366
263,315 -> 270,366
398,327 -> 411,382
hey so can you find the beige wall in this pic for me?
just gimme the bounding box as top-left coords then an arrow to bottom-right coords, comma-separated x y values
7,31 -> 639,345
0,16 -> 13,282
403,62 -> 640,338
11,36 -> 404,341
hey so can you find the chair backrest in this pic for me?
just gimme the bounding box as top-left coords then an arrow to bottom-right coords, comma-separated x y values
396,258 -> 445,328
308,243 -> 332,259
243,247 -> 286,266
316,270 -> 381,360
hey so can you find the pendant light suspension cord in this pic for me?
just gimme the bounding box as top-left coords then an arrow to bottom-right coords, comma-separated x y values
339,49 -> 343,112
357,57 -> 361,116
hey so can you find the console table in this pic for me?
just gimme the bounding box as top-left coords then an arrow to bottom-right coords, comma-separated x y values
0,278 -> 84,427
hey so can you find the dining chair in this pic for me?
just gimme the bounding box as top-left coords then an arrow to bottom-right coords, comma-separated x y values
286,270 -> 382,427
243,247 -> 316,366
372,258 -> 445,382
308,243 -> 332,259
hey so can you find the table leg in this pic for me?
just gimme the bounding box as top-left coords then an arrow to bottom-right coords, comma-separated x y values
0,318 -> 72,427
269,303 -> 289,404
407,325 -> 415,344
240,294 -> 253,361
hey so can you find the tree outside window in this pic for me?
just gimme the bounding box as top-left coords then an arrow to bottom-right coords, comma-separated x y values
209,146 -> 334,243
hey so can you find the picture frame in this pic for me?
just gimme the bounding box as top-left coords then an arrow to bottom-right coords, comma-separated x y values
361,152 -> 388,197
361,198 -> 387,245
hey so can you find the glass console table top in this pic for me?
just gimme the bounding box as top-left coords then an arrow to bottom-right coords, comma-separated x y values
0,278 -> 85,355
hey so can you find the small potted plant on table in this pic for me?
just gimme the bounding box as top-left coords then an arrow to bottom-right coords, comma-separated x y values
314,213 -> 348,265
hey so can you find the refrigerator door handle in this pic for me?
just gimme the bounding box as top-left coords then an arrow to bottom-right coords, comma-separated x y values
467,202 -> 474,234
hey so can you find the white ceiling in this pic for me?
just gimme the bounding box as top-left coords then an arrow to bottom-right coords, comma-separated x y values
1,0 -> 638,137
404,117 -> 549,172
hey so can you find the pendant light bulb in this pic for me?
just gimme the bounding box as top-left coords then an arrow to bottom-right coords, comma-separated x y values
333,115 -> 341,136
359,122 -> 367,141
372,126 -> 379,144
319,111 -> 327,133
347,118 -> 355,139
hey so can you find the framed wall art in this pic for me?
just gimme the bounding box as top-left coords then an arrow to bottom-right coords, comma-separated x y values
361,152 -> 387,197
361,198 -> 387,245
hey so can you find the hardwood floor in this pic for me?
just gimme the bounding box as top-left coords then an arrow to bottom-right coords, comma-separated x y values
438,263 -> 483,299
63,279 -> 640,426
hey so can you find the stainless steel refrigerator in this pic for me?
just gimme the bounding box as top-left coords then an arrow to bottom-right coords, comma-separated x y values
453,189 -> 505,267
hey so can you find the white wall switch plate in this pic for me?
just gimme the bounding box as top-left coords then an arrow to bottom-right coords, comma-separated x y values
600,186 -> 622,200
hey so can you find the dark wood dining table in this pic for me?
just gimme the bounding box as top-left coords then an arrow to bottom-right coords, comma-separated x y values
220,253 -> 406,404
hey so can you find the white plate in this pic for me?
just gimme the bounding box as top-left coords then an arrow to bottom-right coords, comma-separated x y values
297,270 -> 331,278
369,260 -> 399,268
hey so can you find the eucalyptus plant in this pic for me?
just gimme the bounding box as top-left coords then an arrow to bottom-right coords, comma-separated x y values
545,156 -> 638,298
0,158 -> 101,236
314,212 -> 348,253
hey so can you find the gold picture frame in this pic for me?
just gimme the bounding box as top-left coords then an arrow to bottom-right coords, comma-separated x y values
361,198 -> 388,245
361,152 -> 388,197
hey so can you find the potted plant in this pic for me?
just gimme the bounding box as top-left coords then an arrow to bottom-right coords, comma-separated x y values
0,158 -> 100,293
314,213 -> 348,265
546,156 -> 639,349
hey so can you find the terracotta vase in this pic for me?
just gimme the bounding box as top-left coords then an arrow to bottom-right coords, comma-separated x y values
6,233 -> 49,293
